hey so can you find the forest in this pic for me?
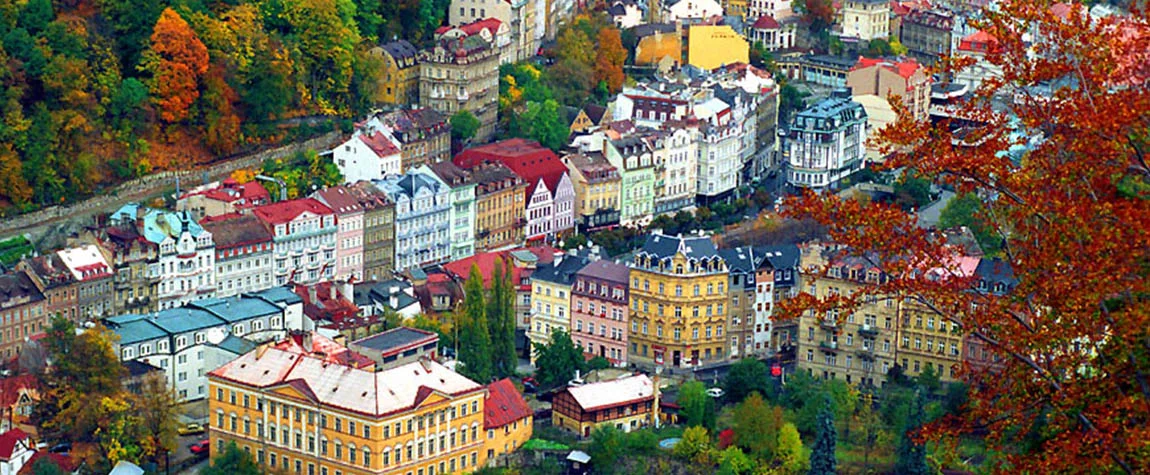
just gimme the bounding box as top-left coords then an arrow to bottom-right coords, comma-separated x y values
0,0 -> 451,213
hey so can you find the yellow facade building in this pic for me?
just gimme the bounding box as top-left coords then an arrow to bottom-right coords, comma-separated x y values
372,40 -> 421,106
527,253 -> 591,362
208,337 -> 493,475
628,232 -> 729,368
482,379 -> 533,465
687,25 -> 749,71
469,162 -> 527,251
562,152 -> 622,231
551,374 -> 656,437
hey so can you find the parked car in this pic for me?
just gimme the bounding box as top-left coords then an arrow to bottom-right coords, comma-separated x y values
177,423 -> 205,436
49,443 -> 71,454
706,387 -> 725,398
189,439 -> 211,456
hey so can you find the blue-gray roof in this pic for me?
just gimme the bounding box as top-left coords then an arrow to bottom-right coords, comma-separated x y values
194,297 -> 282,323
758,244 -> 800,270
533,255 -> 591,286
637,233 -> 721,261
106,292 -> 290,345
718,247 -> 764,273
245,286 -> 303,306
210,334 -> 258,356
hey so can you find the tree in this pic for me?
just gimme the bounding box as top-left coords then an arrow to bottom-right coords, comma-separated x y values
141,8 -> 210,123
487,257 -> 517,378
450,110 -> 481,143
587,356 -> 611,371
532,329 -> 586,390
732,392 -> 778,461
866,38 -> 894,57
679,381 -> 716,430
588,426 -> 623,474
458,264 -> 493,382
40,318 -> 127,444
593,27 -> 626,94
0,145 -> 32,206
718,446 -> 754,475
809,397 -> 837,475
202,442 -> 261,475
851,392 -> 889,472
792,0 -> 835,33
915,363 -> 941,395
889,38 -> 909,55
135,372 -> 178,464
776,422 -> 809,474
29,456 -> 65,475
723,358 -> 771,403
894,390 -> 930,475
939,192 -> 1002,255
780,2 -> 1150,471
673,426 -> 714,466
527,99 -> 569,151
891,171 -> 932,210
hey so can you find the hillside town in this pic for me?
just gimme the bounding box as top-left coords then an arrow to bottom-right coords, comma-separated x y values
0,0 -> 1146,474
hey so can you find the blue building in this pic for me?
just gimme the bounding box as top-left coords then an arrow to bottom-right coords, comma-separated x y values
374,169 -> 453,272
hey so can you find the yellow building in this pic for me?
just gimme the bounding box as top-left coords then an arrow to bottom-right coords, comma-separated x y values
634,26 -> 681,67
687,25 -> 749,71
469,162 -> 527,251
722,0 -> 748,20
561,152 -> 621,231
482,379 -> 533,466
628,232 -> 729,368
551,374 -> 656,437
372,40 -> 421,106
208,336 -> 493,475
527,253 -> 591,362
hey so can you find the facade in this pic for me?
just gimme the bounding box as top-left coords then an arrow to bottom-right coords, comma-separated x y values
108,206 -> 217,311
840,0 -> 891,41
468,162 -> 527,251
448,0 -> 539,63
527,252 -> 591,362
561,152 -> 621,232
482,379 -> 533,466
15,254 -> 77,323
201,215 -> 275,298
571,260 -> 630,365
376,108 -> 452,170
176,178 -> 271,220
662,0 -> 722,22
437,18 -> 514,65
686,25 -> 750,71
0,273 -> 45,359
57,245 -> 117,321
372,40 -> 421,106
347,181 -> 397,282
628,233 -> 729,368
0,428 -> 33,475
105,287 -> 304,400
641,127 -> 697,215
420,33 -> 500,143
89,224 -> 159,314
208,341 -> 491,475
349,327 -> 440,370
847,57 -> 932,120
954,30 -> 1003,91
898,255 -> 980,383
608,0 -> 644,28
552,374 -> 655,437
375,170 -> 453,272
332,129 -> 403,183
634,25 -> 682,67
252,199 -> 338,286
603,137 -> 656,226
900,9 -> 954,65
785,89 -> 868,191
425,162 -> 478,261
753,245 -> 800,353
749,14 -> 797,51
695,101 -> 743,203
314,186 -> 367,281
719,247 -> 764,360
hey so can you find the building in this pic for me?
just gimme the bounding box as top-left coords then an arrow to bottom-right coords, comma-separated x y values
199,215 -> 274,298
0,274 -> 45,359
777,54 -> 856,88
455,139 -> 576,241
444,246 -> 557,330
176,178 -> 272,221
105,287 -> 305,400
897,254 -> 979,383
839,0 -> 891,41
900,9 -> 954,65
295,281 -> 374,339
425,162 -> 478,261
437,17 -> 514,65
847,57 -> 932,120
644,127 -> 698,214
965,257 -> 1014,373
527,251 -> 591,361
603,136 -> 657,226
562,152 -> 622,232
662,0 -> 722,22
448,0 -> 540,63
86,223 -> 159,314
372,40 -> 421,106
468,162 -> 527,251
108,206 -> 216,310
628,232 -> 729,368
0,376 -> 40,436
332,127 -> 403,183
748,14 -> 797,51
753,245 -> 800,353
375,108 -> 452,170
482,378 -> 532,466
15,254 -> 77,323
570,259 -> 630,366
349,327 -> 440,370
208,339 -> 492,475
552,374 -> 656,437
0,428 -> 33,475
694,97 -> 744,204
347,181 -> 397,281
686,25 -> 750,71
569,104 -> 609,134
376,170 -> 453,272
354,279 -> 423,320
634,24 -> 681,67
421,33 -> 500,142
608,0 -> 644,28
252,199 -> 338,286
784,89 -> 868,191
314,186 -> 367,281
954,30 -> 1003,91
719,246 -> 765,360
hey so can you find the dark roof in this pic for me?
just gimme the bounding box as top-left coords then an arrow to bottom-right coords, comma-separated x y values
575,259 -> 630,283
468,161 -> 524,187
346,181 -> 394,211
351,327 -> 437,353
20,254 -> 75,290
379,40 -> 419,62
975,258 -> 1016,294
484,378 -> 532,429
210,334 -> 258,356
632,23 -> 676,39
0,272 -> 44,310
428,161 -> 474,187
759,244 -> 800,270
532,254 -> 591,286
718,247 -> 764,273
122,360 -> 163,378
200,214 -> 273,250
583,104 -> 608,123
313,185 -> 366,215
637,233 -> 721,261
356,279 -> 419,311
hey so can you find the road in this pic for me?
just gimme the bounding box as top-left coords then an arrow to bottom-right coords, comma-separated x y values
172,432 -> 210,468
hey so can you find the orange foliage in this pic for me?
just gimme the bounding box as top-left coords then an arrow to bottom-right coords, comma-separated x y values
202,64 -> 242,156
0,145 -> 32,206
594,27 -> 627,93
146,8 -> 209,123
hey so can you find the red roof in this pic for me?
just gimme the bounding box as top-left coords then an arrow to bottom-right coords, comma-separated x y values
442,246 -> 558,291
484,379 -> 532,429
275,332 -> 374,369
19,452 -> 75,475
294,282 -> 361,328
853,57 -> 924,80
958,30 -> 1001,54
454,139 -> 568,200
891,0 -> 930,16
253,198 -> 334,226
437,17 -> 503,37
0,428 -> 28,459
752,15 -> 780,30
0,375 -> 37,408
358,131 -> 400,158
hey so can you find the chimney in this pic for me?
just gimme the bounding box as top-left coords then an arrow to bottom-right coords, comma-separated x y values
308,285 -> 317,303
341,280 -> 353,302
390,295 -> 399,309
303,332 -> 314,352
553,251 -> 563,267
330,283 -> 337,301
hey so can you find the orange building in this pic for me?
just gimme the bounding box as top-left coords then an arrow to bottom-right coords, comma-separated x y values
482,379 -> 532,467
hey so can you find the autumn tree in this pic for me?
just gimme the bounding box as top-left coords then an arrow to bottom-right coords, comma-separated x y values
732,391 -> 779,461
142,8 -> 210,123
135,372 -> 178,464
776,422 -> 809,474
0,145 -> 32,206
673,426 -> 715,467
778,1 -> 1150,472
792,0 -> 836,33
594,27 -> 626,94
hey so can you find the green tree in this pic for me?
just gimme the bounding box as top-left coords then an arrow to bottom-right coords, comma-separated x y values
532,329 -> 586,390
892,172 -> 932,210
915,364 -> 941,395
718,446 -> 754,475
723,358 -> 771,403
851,392 -> 889,472
777,422 -> 809,474
588,426 -> 624,475
779,82 -> 810,127
450,109 -> 481,143
528,99 -> 569,151
458,264 -> 493,382
673,426 -> 714,466
30,456 -> 65,475
487,257 -> 517,378
679,381 -> 716,430
809,397 -> 837,475
895,390 -> 930,475
939,192 -> 1002,255
865,38 -> 894,57
587,356 -> 611,371
890,38 -> 909,55
732,391 -> 778,461
202,442 -> 261,475
18,0 -> 54,35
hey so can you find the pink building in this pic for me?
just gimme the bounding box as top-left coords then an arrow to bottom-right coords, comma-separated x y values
313,186 -> 365,282
570,259 -> 630,366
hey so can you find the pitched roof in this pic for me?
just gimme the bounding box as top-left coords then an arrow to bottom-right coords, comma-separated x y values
358,131 -> 401,159
575,259 -> 630,283
351,327 -> 437,356
0,428 -> 28,459
443,246 -> 559,291
484,378 -> 531,429
428,161 -> 474,188
583,104 -> 608,124
454,139 -> 569,199
19,452 -> 75,475
852,57 -> 924,80
345,181 -> 393,211
637,232 -> 721,261
532,253 -> 591,286
200,214 -> 273,250
253,198 -> 334,226
379,40 -> 419,63
313,186 -> 366,215
752,15 -> 780,30
718,246 -> 764,273
958,30 -> 1001,53
0,375 -> 37,409
20,254 -> 75,290
564,374 -> 653,411
759,244 -> 801,270
0,273 -> 44,310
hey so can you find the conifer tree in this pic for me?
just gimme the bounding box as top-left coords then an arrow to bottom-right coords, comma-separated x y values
458,264 -> 492,382
809,396 -> 837,475
895,390 -> 930,475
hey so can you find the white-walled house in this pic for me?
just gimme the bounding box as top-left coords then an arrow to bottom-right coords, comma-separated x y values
108,205 -> 216,311
0,428 -> 33,475
331,130 -> 403,183
662,0 -> 723,22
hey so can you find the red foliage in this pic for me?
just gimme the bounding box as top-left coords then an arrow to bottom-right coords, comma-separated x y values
147,8 -> 209,123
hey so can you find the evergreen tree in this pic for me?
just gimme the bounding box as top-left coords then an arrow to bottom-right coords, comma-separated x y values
895,390 -> 931,475
809,397 -> 837,475
487,257 -> 517,378
458,264 -> 493,382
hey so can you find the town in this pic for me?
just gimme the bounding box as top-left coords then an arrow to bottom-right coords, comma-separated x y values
0,0 -> 1145,474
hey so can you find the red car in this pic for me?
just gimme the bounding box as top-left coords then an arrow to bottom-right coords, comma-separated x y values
189,439 -> 211,456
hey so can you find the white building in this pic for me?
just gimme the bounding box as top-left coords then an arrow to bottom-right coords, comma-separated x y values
840,0 -> 890,41
104,287 -> 306,401
662,0 -> 723,22
423,162 -> 478,261
331,128 -> 403,183
0,428 -> 33,475
608,0 -> 644,29
643,127 -> 698,214
785,89 -> 868,190
109,205 -> 217,311
252,198 -> 338,286
375,169 -> 453,272
200,214 -> 275,298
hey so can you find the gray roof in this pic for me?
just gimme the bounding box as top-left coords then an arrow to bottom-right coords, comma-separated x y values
355,279 -> 420,311
632,23 -> 676,38
245,286 -> 303,306
106,291 -> 292,345
0,272 -> 45,309
975,258 -> 1016,294
758,244 -> 800,270
637,233 -> 721,261
533,254 -> 591,286
210,334 -> 258,356
718,246 -> 764,273
352,327 -> 437,352
575,259 -> 630,283
380,40 -> 419,63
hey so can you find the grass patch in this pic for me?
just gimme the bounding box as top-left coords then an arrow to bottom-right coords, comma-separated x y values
0,236 -> 33,267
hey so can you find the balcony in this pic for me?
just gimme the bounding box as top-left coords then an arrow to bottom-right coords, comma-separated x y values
856,347 -> 875,360
859,324 -> 879,337
819,319 -> 837,331
818,341 -> 838,352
